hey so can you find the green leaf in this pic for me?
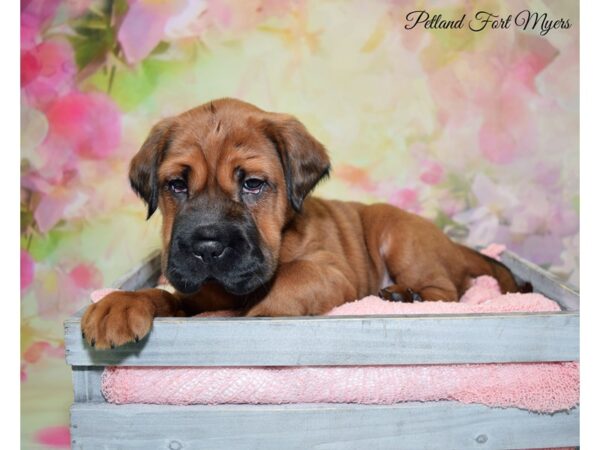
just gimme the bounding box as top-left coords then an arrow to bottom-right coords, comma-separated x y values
68,27 -> 115,70
113,0 -> 129,17
150,41 -> 170,56
24,229 -> 70,262
86,56 -> 188,111
21,208 -> 34,235
67,0 -> 127,71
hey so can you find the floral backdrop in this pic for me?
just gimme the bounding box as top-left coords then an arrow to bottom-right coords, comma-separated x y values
20,0 -> 578,447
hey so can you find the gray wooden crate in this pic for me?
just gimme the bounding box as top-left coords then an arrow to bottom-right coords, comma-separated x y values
64,249 -> 580,449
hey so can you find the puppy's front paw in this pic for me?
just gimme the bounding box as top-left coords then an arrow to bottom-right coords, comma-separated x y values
81,291 -> 155,349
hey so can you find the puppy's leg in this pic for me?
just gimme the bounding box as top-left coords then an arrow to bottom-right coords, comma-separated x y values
245,255 -> 356,317
363,204 -> 463,303
81,289 -> 187,349
379,277 -> 458,303
380,240 -> 460,302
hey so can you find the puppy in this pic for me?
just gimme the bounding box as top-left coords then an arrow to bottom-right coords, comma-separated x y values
81,98 -> 519,349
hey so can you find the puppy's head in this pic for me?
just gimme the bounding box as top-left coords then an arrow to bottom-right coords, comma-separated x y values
129,99 -> 330,295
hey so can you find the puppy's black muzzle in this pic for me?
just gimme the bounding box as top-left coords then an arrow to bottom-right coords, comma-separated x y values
165,197 -> 272,296
191,238 -> 226,263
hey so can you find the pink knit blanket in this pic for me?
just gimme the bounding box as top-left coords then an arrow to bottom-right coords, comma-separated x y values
99,273 -> 579,413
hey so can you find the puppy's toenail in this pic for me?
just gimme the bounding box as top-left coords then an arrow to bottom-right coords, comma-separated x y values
110,343 -> 115,349
134,336 -> 140,343
90,339 -> 95,348
407,288 -> 423,302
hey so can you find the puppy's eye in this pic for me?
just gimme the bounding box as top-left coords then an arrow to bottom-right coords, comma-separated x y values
168,179 -> 188,194
242,178 -> 265,194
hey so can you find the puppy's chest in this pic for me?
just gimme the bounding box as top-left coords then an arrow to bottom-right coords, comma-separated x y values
279,211 -> 385,295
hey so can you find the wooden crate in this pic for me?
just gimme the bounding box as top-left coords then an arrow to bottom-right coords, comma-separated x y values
64,250 -> 579,449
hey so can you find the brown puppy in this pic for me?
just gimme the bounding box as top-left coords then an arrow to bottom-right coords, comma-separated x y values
81,98 -> 519,349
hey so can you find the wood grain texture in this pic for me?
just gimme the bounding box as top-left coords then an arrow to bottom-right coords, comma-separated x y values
72,367 -> 105,403
65,311 -> 579,366
70,402 -> 579,449
500,250 -> 579,311
112,250 -> 162,291
65,249 -> 580,448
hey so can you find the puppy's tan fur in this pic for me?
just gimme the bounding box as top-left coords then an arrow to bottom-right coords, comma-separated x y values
82,99 -> 518,349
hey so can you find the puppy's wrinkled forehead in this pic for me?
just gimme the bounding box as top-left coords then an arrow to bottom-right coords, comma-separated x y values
157,102 -> 280,192
130,97 -> 331,218
172,100 -> 267,151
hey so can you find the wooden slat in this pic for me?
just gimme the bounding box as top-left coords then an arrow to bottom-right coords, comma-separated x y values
65,311 -> 579,366
500,250 -> 580,311
113,250 -> 162,291
72,367 -> 105,403
70,402 -> 579,449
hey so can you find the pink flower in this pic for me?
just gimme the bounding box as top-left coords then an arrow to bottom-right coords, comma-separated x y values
478,86 -> 535,165
437,191 -> 465,217
22,167 -> 85,233
21,40 -> 77,110
208,0 -> 232,28
23,341 -> 65,363
34,426 -> 70,448
118,0 -> 187,64
21,250 -> 35,292
35,262 -> 103,319
21,50 -> 41,86
389,188 -> 420,212
426,35 -> 557,166
476,41 -> 556,165
419,161 -> 444,185
510,36 -> 558,92
33,185 -> 78,233
69,263 -> 103,290
23,90 -> 121,234
23,341 -> 51,364
21,341 -> 65,385
164,0 -> 209,39
21,0 -> 61,49
44,91 -> 121,160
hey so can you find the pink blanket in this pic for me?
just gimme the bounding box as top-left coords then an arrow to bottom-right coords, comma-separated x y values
99,274 -> 579,413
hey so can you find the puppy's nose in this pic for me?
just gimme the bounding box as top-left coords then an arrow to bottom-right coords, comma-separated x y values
192,240 -> 226,263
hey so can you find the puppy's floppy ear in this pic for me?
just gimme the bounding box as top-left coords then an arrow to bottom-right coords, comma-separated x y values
129,119 -> 174,219
262,114 -> 331,212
